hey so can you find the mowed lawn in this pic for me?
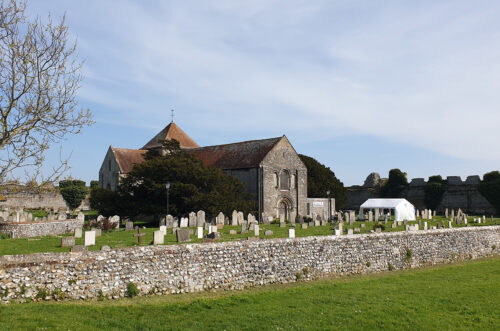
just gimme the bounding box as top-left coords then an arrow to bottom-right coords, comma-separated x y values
0,257 -> 499,330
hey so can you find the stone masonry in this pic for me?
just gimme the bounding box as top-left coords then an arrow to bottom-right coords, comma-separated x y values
0,219 -> 84,238
0,226 -> 498,302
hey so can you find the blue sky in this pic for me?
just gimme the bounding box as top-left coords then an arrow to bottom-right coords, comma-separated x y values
25,1 -> 500,185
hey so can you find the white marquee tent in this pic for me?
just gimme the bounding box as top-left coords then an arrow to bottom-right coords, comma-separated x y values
359,198 -> 416,221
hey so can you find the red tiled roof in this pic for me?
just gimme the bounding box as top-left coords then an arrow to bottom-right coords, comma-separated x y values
142,122 -> 199,150
111,147 -> 147,174
190,137 -> 282,169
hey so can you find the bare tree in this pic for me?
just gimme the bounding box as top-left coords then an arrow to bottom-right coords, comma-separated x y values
0,0 -> 93,185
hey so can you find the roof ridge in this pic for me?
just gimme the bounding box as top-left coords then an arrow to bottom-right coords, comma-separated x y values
192,136 -> 282,150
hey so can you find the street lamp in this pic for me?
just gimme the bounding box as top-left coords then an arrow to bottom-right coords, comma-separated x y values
166,182 -> 171,216
326,190 -> 331,222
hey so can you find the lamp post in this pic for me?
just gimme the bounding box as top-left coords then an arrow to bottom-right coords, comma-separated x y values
326,190 -> 331,222
166,182 -> 170,216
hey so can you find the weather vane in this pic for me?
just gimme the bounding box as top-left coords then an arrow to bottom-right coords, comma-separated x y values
171,109 -> 174,123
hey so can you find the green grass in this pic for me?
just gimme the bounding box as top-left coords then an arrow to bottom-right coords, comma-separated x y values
0,257 -> 499,330
0,216 -> 499,256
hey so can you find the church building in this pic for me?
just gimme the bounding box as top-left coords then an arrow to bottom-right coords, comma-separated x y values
99,122 -> 330,220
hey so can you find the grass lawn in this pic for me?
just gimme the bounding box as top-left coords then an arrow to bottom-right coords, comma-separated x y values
1,215 -> 499,256
0,257 -> 498,330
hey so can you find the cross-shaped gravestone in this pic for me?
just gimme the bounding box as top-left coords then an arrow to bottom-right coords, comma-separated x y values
133,227 -> 146,244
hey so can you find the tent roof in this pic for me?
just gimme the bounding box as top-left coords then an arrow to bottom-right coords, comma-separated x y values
360,198 -> 412,209
141,122 -> 199,150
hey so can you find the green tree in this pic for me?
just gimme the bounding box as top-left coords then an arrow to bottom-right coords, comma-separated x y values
479,171 -> 500,214
424,175 -> 447,210
0,0 -> 93,184
59,179 -> 87,210
115,141 -> 256,219
380,169 -> 409,198
298,154 -> 347,209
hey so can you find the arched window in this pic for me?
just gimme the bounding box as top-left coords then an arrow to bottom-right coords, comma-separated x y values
279,170 -> 290,190
273,172 -> 278,187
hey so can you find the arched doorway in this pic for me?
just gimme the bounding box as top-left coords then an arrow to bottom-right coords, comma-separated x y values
277,198 -> 292,220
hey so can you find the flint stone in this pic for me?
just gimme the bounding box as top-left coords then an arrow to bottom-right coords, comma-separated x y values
61,236 -> 75,247
176,228 -> 191,242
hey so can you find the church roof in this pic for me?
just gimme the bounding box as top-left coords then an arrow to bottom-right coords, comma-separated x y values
141,122 -> 199,150
190,137 -> 282,169
111,147 -> 147,174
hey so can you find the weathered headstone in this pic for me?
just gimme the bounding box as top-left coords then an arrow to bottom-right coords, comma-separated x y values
188,212 -> 197,227
254,224 -> 259,236
334,229 -> 341,236
179,217 -> 188,228
301,223 -> 308,229
354,227 -> 361,233
232,210 -> 238,226
77,212 -> 85,222
265,230 -> 273,236
280,222 -> 286,228
424,221 -> 428,230
154,230 -> 164,245
264,216 -> 272,225
91,228 -> 102,237
196,227 -> 204,239
237,212 -> 244,224
74,228 -> 82,238
125,221 -> 134,231
61,236 -> 75,247
166,215 -> 174,228
84,231 -> 95,246
288,228 -> 295,238
360,223 -> 366,228
347,228 -> 354,235
160,225 -> 167,235
176,228 -> 191,242
368,211 -> 373,222
196,210 -> 205,227
109,215 -> 120,229
229,229 -> 237,235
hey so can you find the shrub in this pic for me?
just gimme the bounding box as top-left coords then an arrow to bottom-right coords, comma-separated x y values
0,233 -> 11,239
492,245 -> 496,251
59,179 -> 88,210
1,288 -> 8,298
381,169 -> 409,198
406,248 -> 413,262
99,218 -> 115,231
35,287 -> 48,300
295,272 -> 302,281
374,224 -> 385,231
90,180 -> 99,189
97,289 -> 104,301
388,263 -> 395,271
302,267 -> 310,276
126,282 -> 139,298
479,171 -> 500,214
424,176 -> 447,210
366,262 -> 371,267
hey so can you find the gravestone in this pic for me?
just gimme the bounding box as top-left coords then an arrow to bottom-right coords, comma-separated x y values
125,221 -> 134,231
249,223 -> 255,231
347,228 -> 353,235
391,222 -> 397,228
159,225 -> 167,235
216,212 -> 225,225
288,229 -> 295,238
154,230 -> 164,245
77,212 -> 85,222
101,245 -> 110,251
265,230 -> 273,236
133,227 -> 146,244
176,228 -> 191,242
308,221 -> 314,227
196,210 -> 205,227
375,208 -> 380,221
180,217 -> 188,228
196,227 -> 204,239
91,228 -> 102,237
360,223 -> 366,228
375,227 -> 382,233
354,227 -> 361,233
109,215 -> 120,229
189,212 -> 197,227
61,236 -> 75,247
229,229 -> 237,235
264,216 -> 273,225
84,231 -> 95,246
280,222 -> 286,228
166,215 -> 174,228
240,222 -> 248,233
301,223 -> 308,229
448,221 -> 452,228
74,228 -> 82,238
71,245 -> 87,253
232,210 -> 238,226
368,211 -> 373,222
424,222 -> 428,230
237,212 -> 244,224
334,229 -> 341,236
279,213 -> 285,223
254,224 -> 259,236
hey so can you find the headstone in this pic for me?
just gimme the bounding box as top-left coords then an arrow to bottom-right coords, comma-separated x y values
176,228 -> 191,242
354,227 -> 361,233
448,221 -> 452,228
445,208 -> 449,218
237,212 -> 244,224
125,221 -> 134,231
229,229 -> 237,235
375,227 -> 382,233
301,223 -> 308,229
166,215 -> 174,228
347,228 -> 353,235
180,217 -> 188,228
189,212 -> 197,227
254,224 -> 259,236
232,210 -> 238,226
154,230 -> 164,245
196,227 -> 204,239
424,222 -> 428,230
288,228 -> 295,238
334,229 -> 341,236
360,223 -> 366,228
264,216 -> 273,225
216,212 -> 225,225
280,222 -> 286,228
209,225 -> 218,233
84,231 -> 95,246
109,215 -> 120,229
77,212 -> 85,222
91,228 -> 102,237
61,236 -> 75,247
368,211 -> 373,222
196,210 -> 205,227
133,227 -> 146,244
265,230 -> 273,236
308,221 -> 314,227
160,225 -> 167,235
374,208 -> 380,221
391,222 -> 397,228
70,245 -> 87,253
74,228 -> 82,238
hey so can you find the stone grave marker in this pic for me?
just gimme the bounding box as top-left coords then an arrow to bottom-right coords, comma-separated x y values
125,221 -> 134,231
237,212 -> 244,224
166,215 -> 174,228
232,210 -> 238,226
280,222 -> 286,228
74,228 -> 82,238
301,223 -> 308,229
347,228 -> 353,235
391,222 -> 397,228
448,221 -> 452,228
334,229 -> 341,236
77,212 -> 85,222
288,228 -> 295,238
354,227 -> 361,233
180,217 -> 188,228
189,212 -> 197,227
360,223 -> 366,228
264,216 -> 273,225
209,225 -> 218,233
154,230 -> 164,245
424,222 -> 428,230
196,210 -> 205,227
61,236 -> 75,247
265,230 -> 273,236
91,228 -> 102,237
84,231 -> 95,246
160,225 -> 167,235
229,229 -> 237,235
216,212 -> 225,225
176,228 -> 191,242
101,245 -> 110,251
308,221 -> 314,227
196,227 -> 204,239
254,224 -> 259,236
110,215 -> 120,229
71,245 -> 87,253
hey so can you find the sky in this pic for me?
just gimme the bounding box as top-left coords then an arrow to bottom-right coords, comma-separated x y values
22,0 -> 500,186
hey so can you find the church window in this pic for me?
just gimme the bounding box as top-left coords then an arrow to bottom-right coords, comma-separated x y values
279,170 -> 290,190
291,174 -> 296,189
273,172 -> 278,187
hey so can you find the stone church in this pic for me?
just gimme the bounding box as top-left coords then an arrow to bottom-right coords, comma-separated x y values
99,122 -> 332,220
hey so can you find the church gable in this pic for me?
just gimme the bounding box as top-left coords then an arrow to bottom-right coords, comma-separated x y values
142,122 -> 199,150
260,136 -> 306,170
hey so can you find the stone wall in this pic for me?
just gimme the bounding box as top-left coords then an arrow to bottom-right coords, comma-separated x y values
0,219 -> 84,238
0,190 -> 90,211
346,174 -> 496,214
0,226 -> 498,302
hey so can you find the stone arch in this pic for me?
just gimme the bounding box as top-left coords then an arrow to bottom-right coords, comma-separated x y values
277,197 -> 293,220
